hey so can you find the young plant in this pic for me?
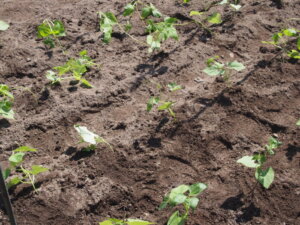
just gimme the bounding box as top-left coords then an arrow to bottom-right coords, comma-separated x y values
159,183 -> 208,225
262,28 -> 300,59
0,20 -> 9,31
3,146 -> 48,191
147,82 -> 182,118
74,125 -> 112,151
46,50 -> 95,87
203,56 -> 245,81
37,19 -> 66,48
99,218 -> 154,225
99,2 -> 179,53
237,137 -> 282,189
0,84 -> 14,119
219,0 -> 242,11
189,11 -> 222,33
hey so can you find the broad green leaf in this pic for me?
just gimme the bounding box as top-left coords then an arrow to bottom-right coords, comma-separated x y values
46,70 -> 62,84
13,146 -> 37,153
297,38 -> 300,50
159,196 -> 169,210
0,84 -> 14,99
189,11 -> 203,16
230,4 -> 242,10
141,7 -> 152,19
188,197 -> 199,210
127,219 -> 155,225
0,99 -> 14,119
203,65 -> 224,76
7,177 -> 22,189
123,3 -> 135,17
237,156 -> 259,168
282,28 -> 297,37
0,20 -> 9,31
219,0 -> 228,4
255,167 -> 275,189
296,119 -> 300,126
167,211 -> 185,225
170,184 -> 189,195
158,102 -> 173,110
141,4 -> 161,19
287,50 -> 300,59
74,125 -> 100,145
189,182 -> 207,196
170,193 -> 187,206
150,4 -> 162,18
2,168 -> 11,180
9,153 -> 25,167
227,61 -> 245,71
99,12 -> 118,43
265,137 -> 282,155
272,32 -> 282,43
167,83 -> 182,92
147,97 -> 160,112
207,13 -> 222,24
29,165 -> 49,175
98,221 -> 113,225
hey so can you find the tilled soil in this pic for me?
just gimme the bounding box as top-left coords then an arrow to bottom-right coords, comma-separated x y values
0,0 -> 300,224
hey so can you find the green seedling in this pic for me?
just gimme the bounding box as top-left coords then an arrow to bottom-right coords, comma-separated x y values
219,0 -> 242,11
0,20 -> 9,31
203,56 -> 245,81
189,10 -> 222,33
262,28 -> 300,59
147,82 -> 182,118
0,84 -> 14,119
37,19 -> 66,48
74,125 -> 112,151
3,146 -> 48,191
159,183 -> 207,225
46,50 -> 95,87
296,119 -> 300,126
99,218 -> 155,225
237,137 -> 282,189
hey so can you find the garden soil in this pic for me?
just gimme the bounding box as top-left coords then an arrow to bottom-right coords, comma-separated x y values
0,0 -> 300,224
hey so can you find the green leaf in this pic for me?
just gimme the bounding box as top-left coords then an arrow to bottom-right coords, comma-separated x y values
230,4 -> 242,11
74,125 -> 100,145
297,37 -> 300,50
159,196 -> 169,210
167,211 -> 185,225
141,4 -> 161,19
287,50 -> 300,59
7,177 -> 22,189
189,11 -> 203,16
207,13 -> 222,24
170,185 -> 189,195
255,167 -> 275,189
158,102 -> 173,111
0,20 -> 9,31
183,0 -> 191,3
167,83 -> 182,92
203,65 -> 224,76
98,220 -> 113,225
80,78 -> 93,88
170,193 -> 187,205
43,37 -> 55,48
0,99 -> 14,119
219,0 -> 228,4
188,197 -> 199,210
0,84 -> 14,99
13,146 -> 37,153
46,70 -> 62,84
282,28 -> 298,37
2,168 -> 11,180
125,22 -> 133,32
272,32 -> 282,44
237,156 -> 259,168
147,97 -> 160,112
99,12 -> 118,43
29,165 -> 49,175
189,182 -> 207,196
265,137 -> 282,155
296,119 -> 300,126
227,61 -> 245,71
127,219 -> 155,225
9,153 -> 25,167
123,3 -> 135,16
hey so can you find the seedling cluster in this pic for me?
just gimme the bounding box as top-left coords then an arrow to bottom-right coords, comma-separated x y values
237,137 -> 282,189
0,84 -> 14,119
3,146 -> 48,191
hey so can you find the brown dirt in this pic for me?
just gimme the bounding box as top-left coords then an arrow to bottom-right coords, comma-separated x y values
0,0 -> 300,224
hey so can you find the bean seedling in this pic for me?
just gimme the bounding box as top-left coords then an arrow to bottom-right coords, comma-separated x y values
37,19 -> 66,48
219,0 -> 242,11
3,146 -> 48,191
99,218 -> 154,225
46,50 -> 95,87
237,137 -> 282,189
0,84 -> 14,119
147,82 -> 182,118
203,56 -> 245,81
262,28 -> 300,59
74,125 -> 112,151
159,183 -> 208,225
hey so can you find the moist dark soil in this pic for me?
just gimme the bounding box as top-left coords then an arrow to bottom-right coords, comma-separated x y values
0,0 -> 300,224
